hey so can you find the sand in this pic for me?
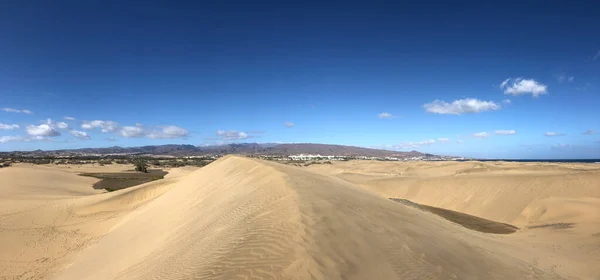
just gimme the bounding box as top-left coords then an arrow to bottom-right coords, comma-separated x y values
1,158 -> 599,279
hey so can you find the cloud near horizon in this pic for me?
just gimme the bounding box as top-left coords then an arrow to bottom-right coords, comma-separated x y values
2,108 -> 33,114
0,123 -> 20,130
424,98 -> 500,115
0,118 -> 75,143
378,112 -> 395,119
582,129 -> 597,135
81,120 -> 189,139
500,78 -> 548,97
216,130 -> 251,140
472,132 -> 490,138
393,138 -> 444,149
0,136 -> 21,143
0,116 -> 189,143
119,125 -> 146,138
494,130 -> 516,135
147,126 -> 189,139
0,135 -> 51,144
545,132 -> 566,137
81,120 -> 120,133
69,130 -> 91,140
25,124 -> 61,137
284,122 -> 295,128
44,119 -> 69,130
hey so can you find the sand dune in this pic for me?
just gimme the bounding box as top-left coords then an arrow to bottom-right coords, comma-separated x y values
0,165 -> 194,279
309,160 -> 600,278
309,160 -> 600,227
2,157 -> 599,279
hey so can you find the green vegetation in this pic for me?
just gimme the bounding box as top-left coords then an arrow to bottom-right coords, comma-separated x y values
80,170 -> 168,192
0,155 -> 216,168
98,159 -> 113,165
133,160 -> 149,173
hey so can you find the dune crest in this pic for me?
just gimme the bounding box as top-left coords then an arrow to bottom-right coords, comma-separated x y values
53,156 -> 561,279
3,158 -> 598,279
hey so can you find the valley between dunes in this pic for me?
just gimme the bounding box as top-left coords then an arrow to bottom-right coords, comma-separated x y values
1,156 -> 599,279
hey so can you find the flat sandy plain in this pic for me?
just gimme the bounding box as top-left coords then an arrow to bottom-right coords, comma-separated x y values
1,157 -> 599,279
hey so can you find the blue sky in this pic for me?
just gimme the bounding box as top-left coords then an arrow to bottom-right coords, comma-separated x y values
1,1 -> 599,159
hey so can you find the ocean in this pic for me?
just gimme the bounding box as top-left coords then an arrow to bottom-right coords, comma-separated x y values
468,159 -> 600,163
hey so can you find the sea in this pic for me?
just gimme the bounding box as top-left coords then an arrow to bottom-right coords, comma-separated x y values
465,159 -> 600,163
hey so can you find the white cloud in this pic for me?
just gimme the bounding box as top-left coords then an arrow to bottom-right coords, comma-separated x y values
593,50 -> 600,61
583,129 -> 597,135
544,132 -> 566,137
551,143 -> 571,149
494,130 -> 516,135
393,139 -> 436,149
423,98 -> 500,115
147,126 -> 189,139
0,135 -> 51,143
284,122 -> 295,128
456,140 -> 464,144
64,116 -> 76,121
472,132 -> 490,138
42,119 -> 68,129
2,108 -> 33,114
556,74 -> 575,83
105,137 -> 117,141
56,121 -> 68,129
0,123 -> 19,130
81,120 -> 120,132
419,139 -> 436,145
119,126 -> 146,138
502,99 -> 511,104
216,130 -> 251,140
26,124 -> 61,137
500,78 -> 548,97
0,136 -> 24,143
69,130 -> 91,140
437,138 -> 450,142
81,120 -> 188,139
378,112 -> 394,119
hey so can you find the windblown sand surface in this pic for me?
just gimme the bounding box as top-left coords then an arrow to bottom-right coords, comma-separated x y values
1,158 -> 599,279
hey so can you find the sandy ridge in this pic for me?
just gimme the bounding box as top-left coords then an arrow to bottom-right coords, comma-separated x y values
55,156 -> 563,279
2,157 -> 599,279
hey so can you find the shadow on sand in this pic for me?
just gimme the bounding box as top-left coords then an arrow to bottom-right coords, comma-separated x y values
390,198 -> 519,234
80,169 -> 168,192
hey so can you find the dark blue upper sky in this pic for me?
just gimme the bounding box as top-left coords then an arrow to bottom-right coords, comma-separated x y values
1,1 -> 599,158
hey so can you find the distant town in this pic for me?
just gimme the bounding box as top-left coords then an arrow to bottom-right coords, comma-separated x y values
255,154 -> 465,162
0,152 -> 465,169
0,143 -> 468,168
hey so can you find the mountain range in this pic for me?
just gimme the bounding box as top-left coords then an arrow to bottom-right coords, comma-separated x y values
1,143 -> 429,158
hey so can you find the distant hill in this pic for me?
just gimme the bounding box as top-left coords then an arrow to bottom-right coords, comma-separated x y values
1,143 -> 427,158
252,143 -> 424,157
